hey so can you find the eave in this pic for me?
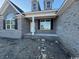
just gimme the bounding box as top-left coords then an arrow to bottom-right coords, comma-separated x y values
24,10 -> 58,19
57,0 -> 74,15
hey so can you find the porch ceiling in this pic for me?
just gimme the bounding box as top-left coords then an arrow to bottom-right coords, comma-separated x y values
24,10 -> 57,18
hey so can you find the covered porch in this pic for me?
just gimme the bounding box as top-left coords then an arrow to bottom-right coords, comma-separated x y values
18,10 -> 58,38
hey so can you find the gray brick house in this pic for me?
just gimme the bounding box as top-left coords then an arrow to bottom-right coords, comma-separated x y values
0,0 -> 79,59
0,0 -> 57,39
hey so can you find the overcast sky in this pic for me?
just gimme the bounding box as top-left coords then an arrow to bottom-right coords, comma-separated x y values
0,0 -> 64,12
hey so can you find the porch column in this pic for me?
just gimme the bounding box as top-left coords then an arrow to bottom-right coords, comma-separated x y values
31,16 -> 35,35
0,16 -> 4,30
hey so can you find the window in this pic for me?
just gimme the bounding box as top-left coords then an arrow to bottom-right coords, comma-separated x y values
33,4 -> 36,10
5,13 -> 16,30
47,1 -> 50,8
40,19 -> 51,30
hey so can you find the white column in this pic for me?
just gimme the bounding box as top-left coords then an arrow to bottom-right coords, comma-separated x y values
0,16 -> 4,30
31,16 -> 35,35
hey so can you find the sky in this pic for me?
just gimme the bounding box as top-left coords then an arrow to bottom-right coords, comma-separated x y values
0,0 -> 64,12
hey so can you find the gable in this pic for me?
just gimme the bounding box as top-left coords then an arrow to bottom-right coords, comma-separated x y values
0,0 -> 23,16
10,1 -> 24,13
3,4 -> 18,17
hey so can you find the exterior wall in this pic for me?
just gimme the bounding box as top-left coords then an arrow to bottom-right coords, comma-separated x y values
21,18 -> 30,34
0,4 -> 22,39
2,4 -> 17,18
57,0 -> 79,57
0,17 -> 3,30
35,19 -> 56,34
0,30 -> 22,39
23,18 -> 57,35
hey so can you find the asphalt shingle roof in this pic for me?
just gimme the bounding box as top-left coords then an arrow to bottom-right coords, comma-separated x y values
10,1 -> 24,13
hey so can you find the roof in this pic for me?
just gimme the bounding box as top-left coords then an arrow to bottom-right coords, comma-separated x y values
9,1 -> 24,13
57,0 -> 74,15
0,0 -> 24,15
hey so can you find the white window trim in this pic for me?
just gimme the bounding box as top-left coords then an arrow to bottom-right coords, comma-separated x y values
40,19 -> 51,30
47,1 -> 50,8
5,13 -> 16,30
5,20 -> 15,30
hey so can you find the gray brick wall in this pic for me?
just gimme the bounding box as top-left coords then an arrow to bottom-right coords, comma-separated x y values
57,0 -> 79,57
0,3 -> 23,39
21,18 -> 30,34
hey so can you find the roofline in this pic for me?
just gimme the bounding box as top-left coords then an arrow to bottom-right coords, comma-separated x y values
23,10 -> 57,18
0,0 -> 23,15
9,1 -> 24,13
0,0 -> 8,14
57,0 -> 68,15
8,0 -> 23,14
24,10 -> 57,14
57,0 -> 74,15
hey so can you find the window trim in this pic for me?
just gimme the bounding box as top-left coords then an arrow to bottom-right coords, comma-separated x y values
47,1 -> 51,8
5,19 -> 15,30
33,3 -> 36,10
39,19 -> 51,30
5,13 -> 16,30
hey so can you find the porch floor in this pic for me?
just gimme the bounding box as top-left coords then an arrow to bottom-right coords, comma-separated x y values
24,33 -> 58,37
